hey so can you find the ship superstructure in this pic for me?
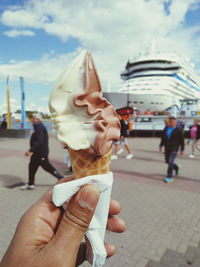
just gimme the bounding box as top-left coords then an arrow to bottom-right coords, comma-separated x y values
104,53 -> 200,111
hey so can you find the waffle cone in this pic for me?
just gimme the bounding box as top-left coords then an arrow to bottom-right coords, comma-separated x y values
67,146 -> 112,179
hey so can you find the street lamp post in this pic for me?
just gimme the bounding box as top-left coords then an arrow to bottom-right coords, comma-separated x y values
127,63 -> 131,107
6,75 -> 11,129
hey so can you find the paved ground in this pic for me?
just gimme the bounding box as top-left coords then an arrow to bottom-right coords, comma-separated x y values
1,136 -> 200,267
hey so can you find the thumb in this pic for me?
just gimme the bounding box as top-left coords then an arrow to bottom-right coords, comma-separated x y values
52,184 -> 100,264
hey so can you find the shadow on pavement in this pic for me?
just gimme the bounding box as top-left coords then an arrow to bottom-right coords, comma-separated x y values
0,175 -> 56,189
0,174 -> 24,188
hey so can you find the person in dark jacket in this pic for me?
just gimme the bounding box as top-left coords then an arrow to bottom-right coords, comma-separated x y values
0,118 -> 7,129
21,113 -> 64,190
159,116 -> 184,183
188,118 -> 200,158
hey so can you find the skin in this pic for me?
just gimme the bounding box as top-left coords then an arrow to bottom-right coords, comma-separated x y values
0,177 -> 125,267
164,118 -> 170,127
170,118 -> 176,129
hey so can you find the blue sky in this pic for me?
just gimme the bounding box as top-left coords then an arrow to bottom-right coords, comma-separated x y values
0,0 -> 200,115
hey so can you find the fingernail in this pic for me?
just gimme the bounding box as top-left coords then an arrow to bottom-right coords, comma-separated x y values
78,185 -> 99,211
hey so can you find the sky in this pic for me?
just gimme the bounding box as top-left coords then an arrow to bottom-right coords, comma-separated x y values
0,0 -> 200,115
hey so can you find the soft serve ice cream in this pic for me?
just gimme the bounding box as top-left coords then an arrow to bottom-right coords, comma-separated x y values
49,50 -> 120,155
49,50 -> 120,267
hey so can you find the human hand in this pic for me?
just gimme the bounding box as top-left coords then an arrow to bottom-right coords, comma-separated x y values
1,177 -> 125,267
180,150 -> 184,156
159,146 -> 162,153
25,150 -> 31,157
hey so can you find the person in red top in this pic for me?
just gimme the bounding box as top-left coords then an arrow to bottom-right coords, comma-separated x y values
189,118 -> 200,158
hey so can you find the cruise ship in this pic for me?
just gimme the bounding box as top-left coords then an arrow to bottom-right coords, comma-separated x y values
103,52 -> 200,112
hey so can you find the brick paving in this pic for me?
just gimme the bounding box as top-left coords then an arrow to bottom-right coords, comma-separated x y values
1,136 -> 200,266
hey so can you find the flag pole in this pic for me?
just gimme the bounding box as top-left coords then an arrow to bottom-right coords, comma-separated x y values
20,77 -> 26,129
6,75 -> 11,129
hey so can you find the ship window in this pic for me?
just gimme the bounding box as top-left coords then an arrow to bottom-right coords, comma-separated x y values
151,102 -> 154,104
133,101 -> 138,103
140,101 -> 144,104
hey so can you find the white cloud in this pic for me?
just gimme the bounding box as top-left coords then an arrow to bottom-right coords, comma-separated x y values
0,0 -> 200,91
0,51 -> 77,84
4,29 -> 35,37
0,85 -> 50,114
10,98 -> 17,104
1,8 -> 48,28
37,105 -> 50,114
26,102 -> 50,114
0,98 -> 20,114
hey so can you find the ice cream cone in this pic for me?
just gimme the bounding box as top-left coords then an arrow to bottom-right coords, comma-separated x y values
50,51 -> 120,267
67,146 -> 112,179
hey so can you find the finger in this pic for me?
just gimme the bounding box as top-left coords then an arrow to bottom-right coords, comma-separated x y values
106,216 -> 126,233
109,199 -> 121,215
105,243 -> 116,258
51,184 -> 100,264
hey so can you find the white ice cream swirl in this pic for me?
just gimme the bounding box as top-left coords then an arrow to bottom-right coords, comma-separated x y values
49,50 -> 120,156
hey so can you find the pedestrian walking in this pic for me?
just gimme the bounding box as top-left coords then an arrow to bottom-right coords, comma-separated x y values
21,113 -> 64,190
111,114 -> 134,160
159,116 -> 184,183
0,117 -> 7,129
188,118 -> 200,158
